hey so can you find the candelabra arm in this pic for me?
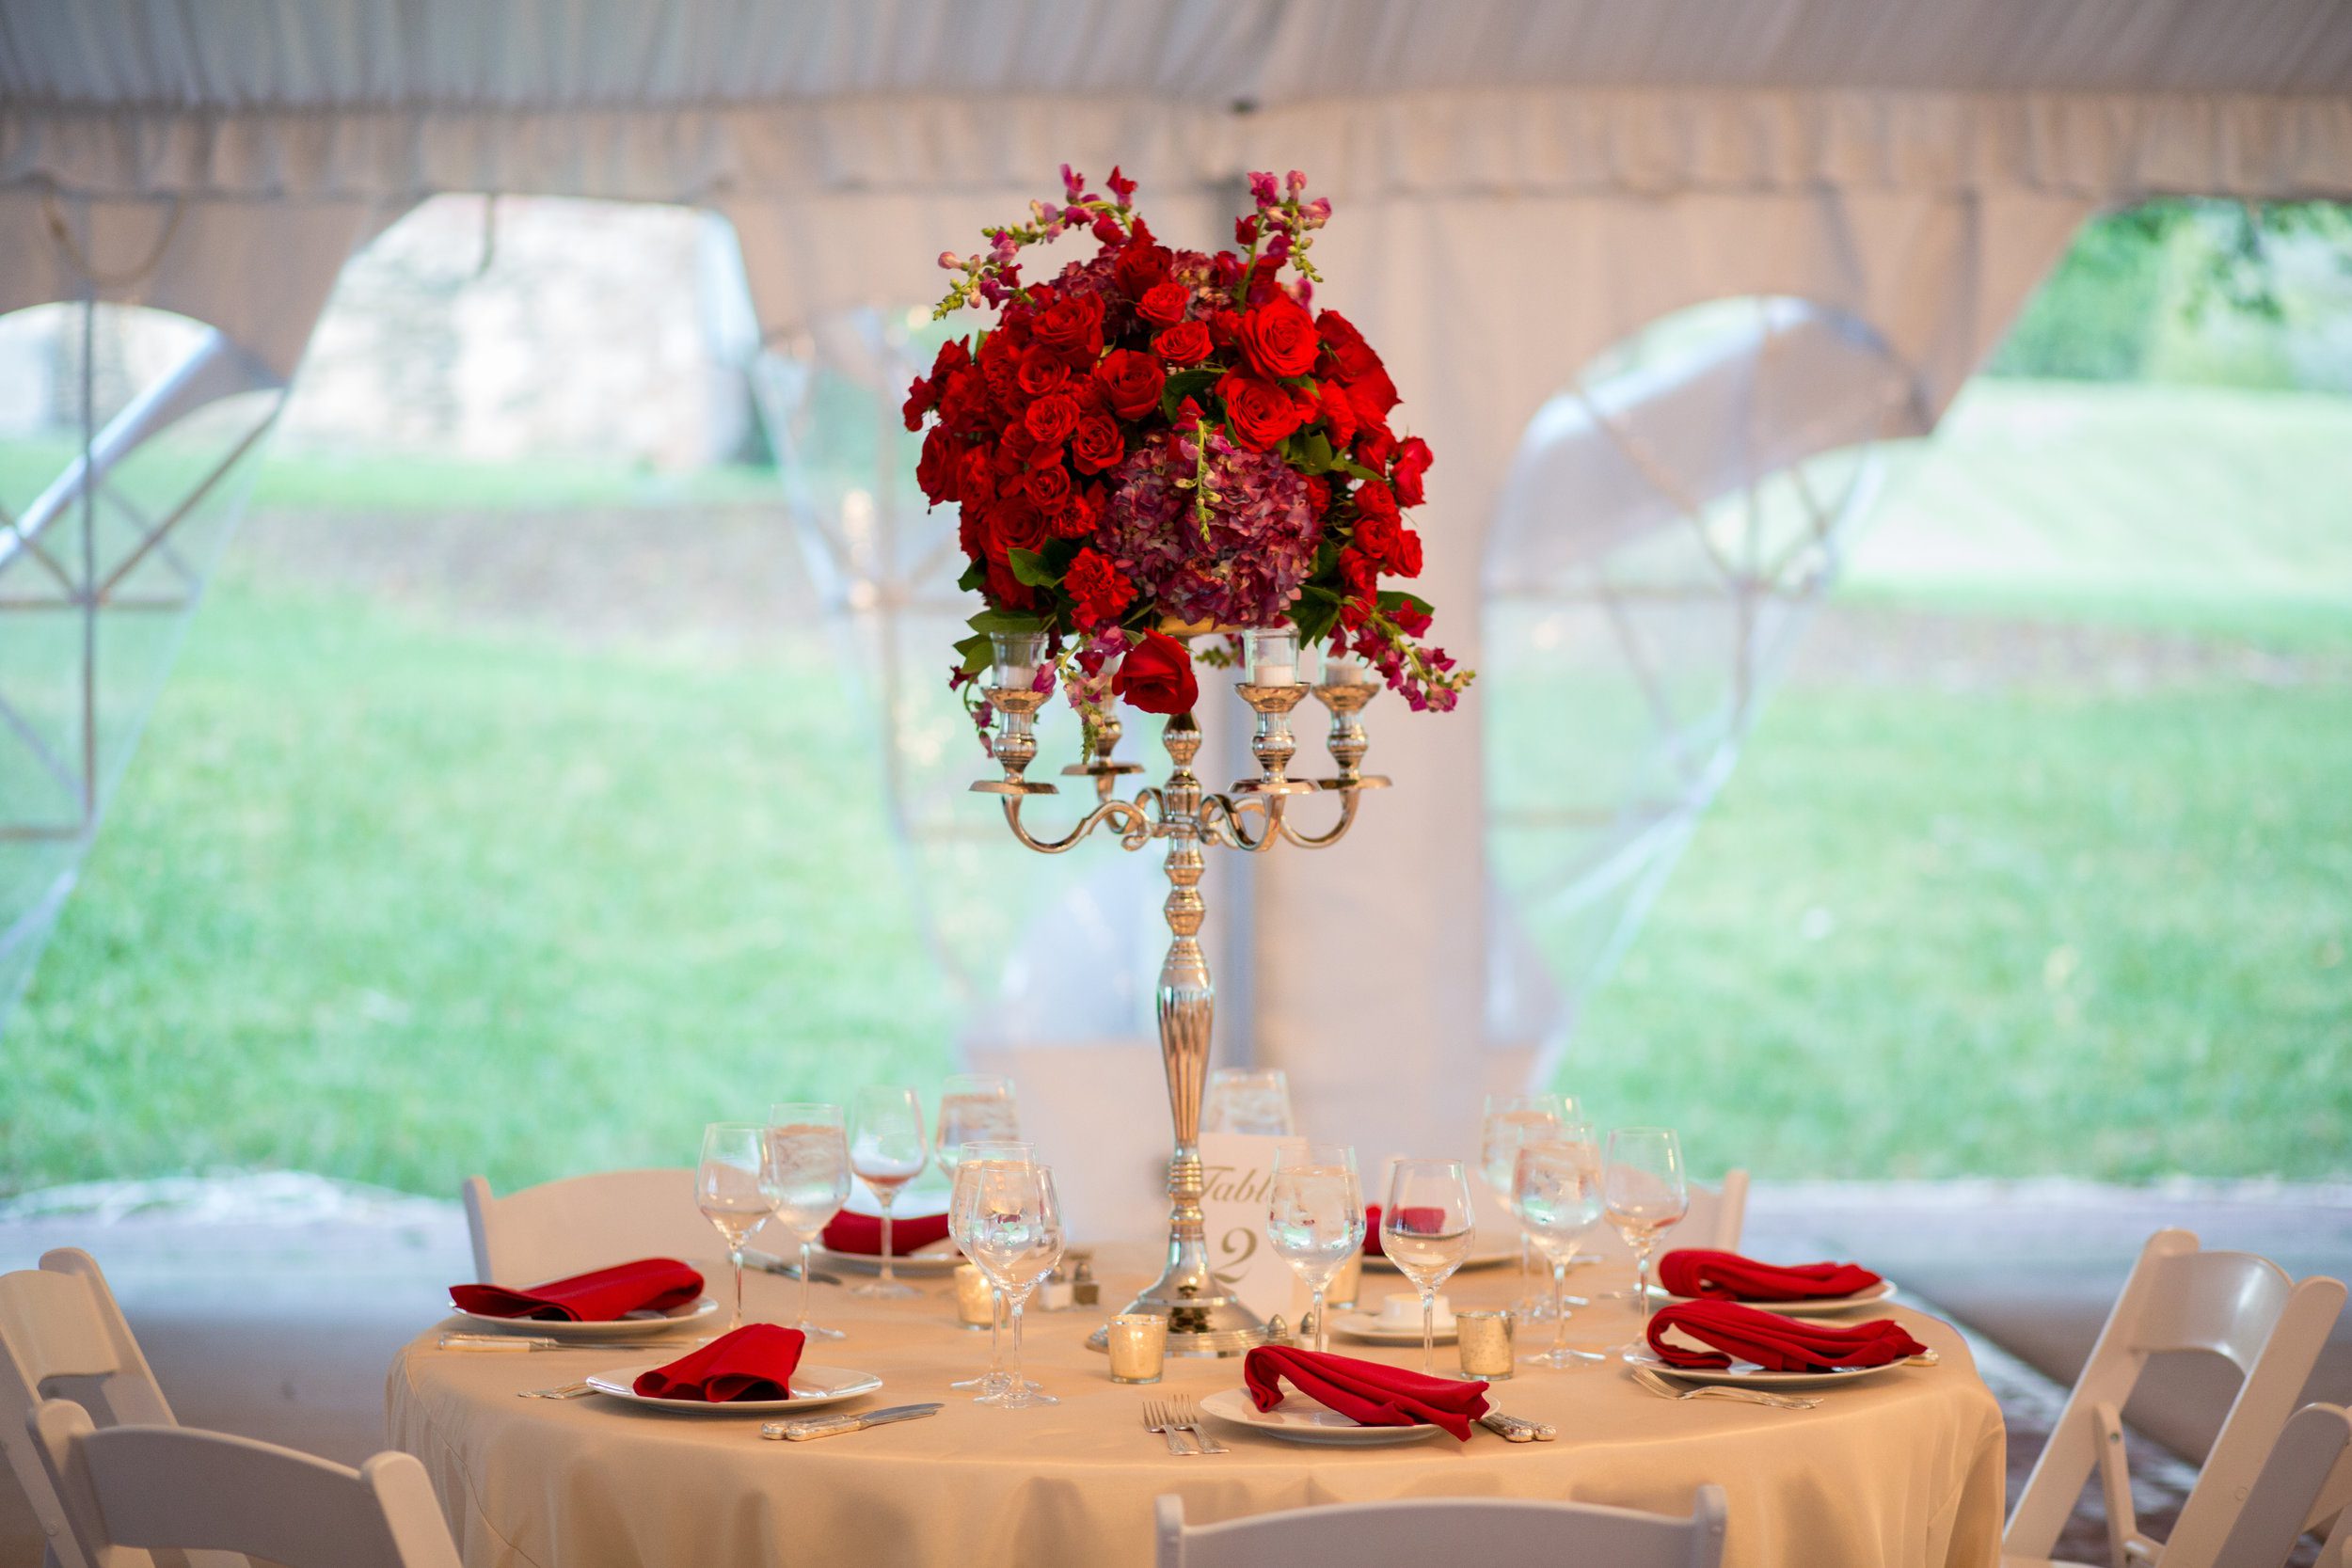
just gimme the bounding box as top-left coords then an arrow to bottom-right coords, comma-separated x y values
1199,792 -> 1285,853
999,791 -> 1156,854
1274,786 -> 1363,849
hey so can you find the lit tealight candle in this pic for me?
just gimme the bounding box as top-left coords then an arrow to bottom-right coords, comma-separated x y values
1105,1313 -> 1168,1384
1455,1308 -> 1515,1380
952,1263 -> 995,1330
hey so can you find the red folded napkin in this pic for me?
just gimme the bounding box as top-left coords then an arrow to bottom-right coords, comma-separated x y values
1646,1299 -> 1927,1372
449,1258 -> 704,1323
820,1211 -> 952,1257
1244,1346 -> 1490,1440
632,1323 -> 807,1402
1361,1204 -> 1446,1259
1660,1248 -> 1883,1303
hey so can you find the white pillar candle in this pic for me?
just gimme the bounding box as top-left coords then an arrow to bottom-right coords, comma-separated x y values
1251,658 -> 1296,688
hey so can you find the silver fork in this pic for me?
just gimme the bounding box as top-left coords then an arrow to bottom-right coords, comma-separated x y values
517,1381 -> 595,1400
1629,1365 -> 1819,1410
1168,1396 -> 1229,1454
1142,1400 -> 1199,1455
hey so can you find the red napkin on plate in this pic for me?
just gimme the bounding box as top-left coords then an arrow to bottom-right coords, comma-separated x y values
1646,1299 -> 1927,1372
632,1323 -> 807,1402
820,1211 -> 952,1257
449,1258 -> 704,1323
1360,1204 -> 1446,1259
1660,1248 -> 1883,1303
1244,1346 -> 1490,1440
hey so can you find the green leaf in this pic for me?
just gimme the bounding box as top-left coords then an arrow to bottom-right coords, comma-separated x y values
1340,460 -> 1384,484
956,558 -> 986,594
1292,590 -> 1343,646
1159,368 -> 1220,420
1376,590 -> 1434,618
954,633 -> 993,676
1296,432 -> 1337,474
1007,547 -> 1062,589
967,609 -> 1050,635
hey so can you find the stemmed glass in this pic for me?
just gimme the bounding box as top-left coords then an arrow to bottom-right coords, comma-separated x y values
957,1160 -> 1066,1410
1605,1127 -> 1690,1354
1379,1159 -> 1475,1375
947,1139 -> 1035,1402
934,1075 -> 1020,1173
696,1123 -> 771,1332
1513,1128 -> 1608,1370
848,1085 -> 928,1299
1201,1068 -> 1295,1135
762,1102 -> 851,1341
1264,1142 -> 1364,1354
1481,1092 -> 1569,1318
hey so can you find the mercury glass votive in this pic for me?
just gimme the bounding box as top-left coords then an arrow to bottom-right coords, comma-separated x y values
952,1263 -> 995,1330
1456,1308 -> 1516,1380
1105,1314 -> 1169,1383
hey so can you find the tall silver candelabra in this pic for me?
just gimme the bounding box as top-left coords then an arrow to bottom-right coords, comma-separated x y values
970,626 -> 1388,1356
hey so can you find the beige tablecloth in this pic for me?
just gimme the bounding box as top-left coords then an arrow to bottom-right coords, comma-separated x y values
387,1247 -> 2004,1568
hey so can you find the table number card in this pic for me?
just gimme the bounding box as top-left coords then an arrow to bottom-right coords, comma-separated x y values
1197,1132 -> 1309,1323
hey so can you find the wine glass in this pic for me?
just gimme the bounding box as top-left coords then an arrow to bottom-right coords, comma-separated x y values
762,1102 -> 851,1341
947,1139 -> 1035,1401
958,1161 -> 1066,1410
1264,1142 -> 1364,1354
696,1123 -> 771,1332
1605,1127 -> 1690,1352
1481,1092 -> 1567,1318
1379,1158 -> 1475,1375
933,1075 -> 1020,1177
1513,1127 -> 1608,1370
847,1085 -> 928,1299
1201,1068 -> 1295,1135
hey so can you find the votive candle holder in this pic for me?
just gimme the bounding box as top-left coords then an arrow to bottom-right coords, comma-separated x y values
1456,1308 -> 1516,1380
952,1263 -> 994,1330
1105,1314 -> 1169,1384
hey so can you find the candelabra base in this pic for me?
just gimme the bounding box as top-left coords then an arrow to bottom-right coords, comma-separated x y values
1085,1291 -> 1271,1358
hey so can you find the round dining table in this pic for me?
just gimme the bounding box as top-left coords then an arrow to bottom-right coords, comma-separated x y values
386,1244 -> 2006,1568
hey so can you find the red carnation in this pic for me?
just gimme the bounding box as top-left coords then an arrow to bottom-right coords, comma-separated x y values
1025,393 -> 1080,448
1070,415 -> 1124,475
1237,295 -> 1320,380
1136,281 -> 1189,327
1345,363 -> 1400,420
902,375 -> 936,432
1048,485 -> 1100,540
1153,321 -> 1213,368
1217,371 -> 1311,451
1315,380 -> 1359,448
1096,350 -> 1167,420
1315,309 -> 1385,382
1391,436 -> 1434,507
1034,293 -> 1105,362
1112,630 -> 1200,715
1066,547 -> 1136,627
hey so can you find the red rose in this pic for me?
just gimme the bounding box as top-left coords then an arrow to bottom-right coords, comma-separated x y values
1070,415 -> 1124,475
1025,393 -> 1079,448
981,345 -> 1021,410
958,447 -> 997,505
1354,479 -> 1400,528
1315,380 -> 1359,448
1017,345 -> 1073,399
1096,350 -> 1167,420
987,496 -> 1049,562
1345,363 -> 1400,420
1033,293 -> 1105,362
1391,436 -> 1434,507
1355,426 -> 1396,471
1115,240 -> 1174,300
1217,371 -> 1311,451
1025,463 -> 1073,512
1357,506 -> 1422,578
1391,526 -> 1424,578
930,338 -> 974,381
1065,546 -> 1136,627
983,556 -> 1037,611
958,504 -> 986,563
1335,547 -> 1379,623
1315,309 -> 1384,382
916,426 -> 960,504
1237,295 -> 1319,380
1153,321 -> 1213,368
1136,281 -> 1189,327
1112,629 -> 1200,715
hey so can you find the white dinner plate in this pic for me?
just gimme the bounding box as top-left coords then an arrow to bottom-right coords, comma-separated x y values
1623,1348 -> 1909,1389
1197,1386 -> 1449,1446
1328,1310 -> 1458,1345
449,1295 -> 720,1339
582,1362 -> 884,1414
810,1243 -> 964,1277
1652,1279 -> 1897,1318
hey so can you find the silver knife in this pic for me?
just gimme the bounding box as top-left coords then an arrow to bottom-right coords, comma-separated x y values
761,1402 -> 944,1442
1476,1412 -> 1536,1443
744,1250 -> 847,1287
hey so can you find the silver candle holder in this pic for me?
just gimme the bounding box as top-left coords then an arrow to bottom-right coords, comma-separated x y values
972,626 -> 1380,1356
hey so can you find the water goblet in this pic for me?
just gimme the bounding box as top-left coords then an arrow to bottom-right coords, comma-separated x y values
947,1139 -> 1035,1401
1514,1127 -> 1609,1370
763,1102 -> 850,1341
959,1161 -> 1066,1410
1379,1159 -> 1475,1375
1264,1142 -> 1364,1354
1481,1092 -> 1567,1318
1201,1068 -> 1295,1135
933,1075 -> 1020,1177
696,1123 -> 771,1332
847,1085 -> 928,1299
1605,1127 -> 1690,1354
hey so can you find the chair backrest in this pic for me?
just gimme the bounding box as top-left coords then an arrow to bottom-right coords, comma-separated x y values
28,1401 -> 463,1568
1582,1170 -> 1749,1262
0,1249 -> 185,1568
2005,1229 -> 2348,1568
463,1168 -> 723,1285
2211,1404 -> 2352,1568
1154,1485 -> 1728,1568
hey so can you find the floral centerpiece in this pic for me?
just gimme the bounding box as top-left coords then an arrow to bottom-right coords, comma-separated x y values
903,166 -> 1471,745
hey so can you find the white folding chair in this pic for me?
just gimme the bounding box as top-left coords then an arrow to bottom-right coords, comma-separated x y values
27,1400 -> 461,1568
462,1168 -> 724,1284
0,1248 -> 240,1568
2004,1228 -> 2347,1568
1154,1487 -> 1728,1568
2205,1404 -> 2352,1568
1583,1170 -> 1749,1263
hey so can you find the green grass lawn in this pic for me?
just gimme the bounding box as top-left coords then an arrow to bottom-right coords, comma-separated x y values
3,380 -> 2348,1196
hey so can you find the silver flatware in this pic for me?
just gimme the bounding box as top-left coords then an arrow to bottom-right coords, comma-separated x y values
744,1250 -> 846,1287
517,1381 -> 595,1400
1477,1412 -> 1536,1443
1142,1400 -> 1199,1456
1629,1364 -> 1820,1410
440,1334 -> 691,1353
761,1402 -> 943,1441
1168,1396 -> 1229,1454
